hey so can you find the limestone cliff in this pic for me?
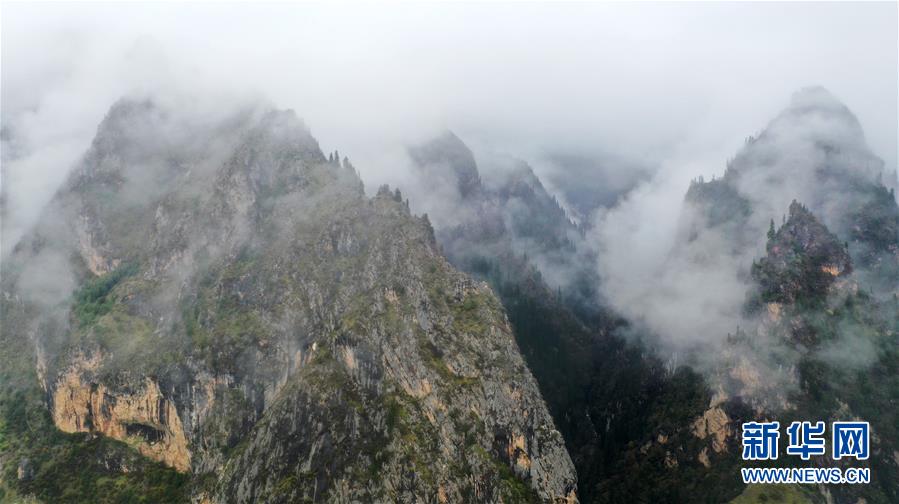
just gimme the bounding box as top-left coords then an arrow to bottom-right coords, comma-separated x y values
51,352 -> 191,472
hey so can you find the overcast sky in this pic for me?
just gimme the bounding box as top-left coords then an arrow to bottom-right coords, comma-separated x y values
2,2 -> 897,253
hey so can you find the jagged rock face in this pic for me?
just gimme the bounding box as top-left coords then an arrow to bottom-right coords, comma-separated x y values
52,352 -> 192,472
751,200 -> 852,305
2,98 -> 576,502
691,404 -> 731,455
700,202 -> 859,429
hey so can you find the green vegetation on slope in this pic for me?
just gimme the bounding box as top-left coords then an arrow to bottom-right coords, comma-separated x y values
72,264 -> 137,327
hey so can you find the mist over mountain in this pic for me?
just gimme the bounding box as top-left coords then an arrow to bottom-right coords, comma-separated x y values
2,97 -> 584,503
3,3 -> 898,504
593,87 -> 898,364
538,152 -> 656,225
370,89 -> 894,504
4,85 -> 895,503
404,132 -> 598,299
4,3 -> 897,263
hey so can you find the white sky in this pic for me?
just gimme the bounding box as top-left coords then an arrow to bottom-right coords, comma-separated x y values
2,1 -> 897,252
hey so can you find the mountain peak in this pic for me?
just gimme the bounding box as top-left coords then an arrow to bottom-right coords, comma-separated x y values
751,200 -> 852,304
788,86 -> 851,113
764,85 -> 866,147
408,130 -> 482,198
4,98 -> 578,503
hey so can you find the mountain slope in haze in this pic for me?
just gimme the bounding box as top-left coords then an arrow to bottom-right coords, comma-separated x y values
0,98 -> 577,503
407,131 -> 599,307
405,88 -> 899,503
685,86 -> 898,291
405,133 -> 750,503
579,88 -> 898,503
681,88 -> 899,503
539,152 -> 654,226
727,201 -> 899,504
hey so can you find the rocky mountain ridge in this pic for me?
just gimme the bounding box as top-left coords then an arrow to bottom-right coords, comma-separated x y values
0,98 -> 577,503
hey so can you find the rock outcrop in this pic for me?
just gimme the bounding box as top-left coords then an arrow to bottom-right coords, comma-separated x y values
51,352 -> 191,472
751,200 -> 852,305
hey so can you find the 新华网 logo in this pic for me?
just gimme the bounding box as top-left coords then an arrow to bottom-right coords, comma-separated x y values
739,420 -> 871,485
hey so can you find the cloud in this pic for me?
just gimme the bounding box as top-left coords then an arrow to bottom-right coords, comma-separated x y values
590,153 -> 753,354
590,85 -> 897,407
3,3 -> 896,259
1,3 -> 896,379
0,2 -> 895,419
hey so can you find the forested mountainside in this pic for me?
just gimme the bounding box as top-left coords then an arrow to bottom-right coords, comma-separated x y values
406,87 -> 898,503
0,99 -> 577,503
406,132 -> 748,503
